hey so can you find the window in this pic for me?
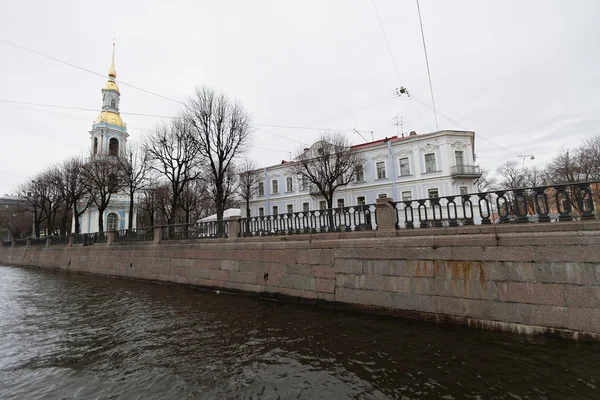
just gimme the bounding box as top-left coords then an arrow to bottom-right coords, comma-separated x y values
356,196 -> 366,205
455,151 -> 464,166
258,182 -> 264,196
272,206 -> 278,215
378,193 -> 388,199
110,99 -> 116,108
286,177 -> 293,192
425,153 -> 436,173
355,165 -> 364,182
376,161 -> 386,179
399,157 -> 410,176
428,188 -> 439,205
337,198 -> 345,208
319,200 -> 327,210
301,176 -> 309,190
287,204 -> 293,214
303,202 -> 310,212
259,207 -> 264,217
460,186 -> 468,195
272,179 -> 279,194
108,138 -> 119,157
402,191 -> 412,201
106,212 -> 118,231
93,137 -> 98,155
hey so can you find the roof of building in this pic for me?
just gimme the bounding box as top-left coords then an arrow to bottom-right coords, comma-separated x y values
198,208 -> 241,222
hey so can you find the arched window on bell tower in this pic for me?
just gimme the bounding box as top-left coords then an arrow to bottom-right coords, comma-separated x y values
93,137 -> 98,155
109,138 -> 119,156
110,99 -> 116,108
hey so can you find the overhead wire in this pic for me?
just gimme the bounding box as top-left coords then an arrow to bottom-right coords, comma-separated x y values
0,38 -> 184,105
415,0 -> 439,130
369,3 -> 518,156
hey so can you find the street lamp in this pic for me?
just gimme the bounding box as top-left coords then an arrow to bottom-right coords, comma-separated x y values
518,154 -> 535,169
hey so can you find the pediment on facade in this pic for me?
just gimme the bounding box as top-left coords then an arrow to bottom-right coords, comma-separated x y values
419,143 -> 439,152
450,141 -> 467,149
394,149 -> 412,157
372,153 -> 388,161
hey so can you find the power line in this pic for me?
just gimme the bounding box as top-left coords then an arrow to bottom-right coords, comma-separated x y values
415,0 -> 439,131
0,39 -> 184,105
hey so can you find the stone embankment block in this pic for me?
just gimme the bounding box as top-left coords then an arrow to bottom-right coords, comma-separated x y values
1,222 -> 600,338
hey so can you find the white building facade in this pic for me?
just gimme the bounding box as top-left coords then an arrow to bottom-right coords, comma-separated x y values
76,45 -> 135,234
247,130 -> 481,220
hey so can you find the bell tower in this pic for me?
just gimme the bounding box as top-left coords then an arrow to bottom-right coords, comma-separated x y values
90,43 -> 128,158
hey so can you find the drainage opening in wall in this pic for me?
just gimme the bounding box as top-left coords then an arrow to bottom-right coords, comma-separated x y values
130,263 -> 133,268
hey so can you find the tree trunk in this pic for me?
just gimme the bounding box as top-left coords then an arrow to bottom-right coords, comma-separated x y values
245,198 -> 251,236
129,193 -> 135,231
216,187 -> 225,236
73,204 -> 80,234
97,208 -> 105,233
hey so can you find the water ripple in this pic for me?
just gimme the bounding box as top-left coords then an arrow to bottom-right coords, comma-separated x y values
1,265 -> 599,399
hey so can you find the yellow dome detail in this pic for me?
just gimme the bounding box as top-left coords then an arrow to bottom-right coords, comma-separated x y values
104,80 -> 120,92
96,111 -> 124,127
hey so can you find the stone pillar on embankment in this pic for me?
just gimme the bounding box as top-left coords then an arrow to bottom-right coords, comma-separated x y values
1,199 -> 600,340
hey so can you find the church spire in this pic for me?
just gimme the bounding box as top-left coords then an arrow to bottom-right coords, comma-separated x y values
108,42 -> 116,79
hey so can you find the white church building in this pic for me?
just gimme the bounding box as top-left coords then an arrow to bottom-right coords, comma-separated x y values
76,45 -> 135,233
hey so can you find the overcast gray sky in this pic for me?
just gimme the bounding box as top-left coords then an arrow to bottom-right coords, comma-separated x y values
1,0 -> 599,195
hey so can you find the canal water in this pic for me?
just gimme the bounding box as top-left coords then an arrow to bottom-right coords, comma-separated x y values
0,265 -> 598,399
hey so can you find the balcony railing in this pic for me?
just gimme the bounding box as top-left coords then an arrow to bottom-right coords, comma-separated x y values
451,164 -> 481,177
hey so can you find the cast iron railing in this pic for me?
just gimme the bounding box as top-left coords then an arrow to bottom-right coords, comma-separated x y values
73,232 -> 107,245
114,227 -> 154,243
51,235 -> 70,246
162,221 -> 229,241
29,237 -> 47,247
391,181 -> 597,229
13,239 -> 28,247
2,240 -> 11,248
240,204 -> 377,237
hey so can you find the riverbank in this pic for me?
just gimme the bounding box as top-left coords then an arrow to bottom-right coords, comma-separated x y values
2,221 -> 600,340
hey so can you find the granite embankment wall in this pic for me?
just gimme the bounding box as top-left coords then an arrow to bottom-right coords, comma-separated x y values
2,221 -> 600,339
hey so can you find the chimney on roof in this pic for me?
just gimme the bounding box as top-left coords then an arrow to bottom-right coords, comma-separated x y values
409,131 -> 417,136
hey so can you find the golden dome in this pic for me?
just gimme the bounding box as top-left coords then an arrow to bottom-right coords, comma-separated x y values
104,80 -> 120,92
96,111 -> 124,127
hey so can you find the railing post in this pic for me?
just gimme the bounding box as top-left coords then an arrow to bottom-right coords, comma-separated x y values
46,237 -> 52,247
375,197 -> 396,236
68,234 -> 74,247
0,240 -> 3,249
11,239 -> 16,248
228,218 -> 241,241
153,226 -> 163,244
107,231 -> 115,245
26,238 -> 32,248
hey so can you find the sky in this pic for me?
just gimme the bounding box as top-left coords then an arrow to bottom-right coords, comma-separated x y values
0,0 -> 599,195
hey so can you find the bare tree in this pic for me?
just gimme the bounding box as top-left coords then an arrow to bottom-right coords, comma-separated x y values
17,177 -> 47,238
186,86 -> 252,230
288,132 -> 365,210
52,157 -> 92,234
144,117 -> 202,225
476,168 -> 497,192
238,158 -> 260,219
496,161 -> 525,190
180,179 -> 208,224
138,181 -> 165,227
80,158 -> 122,232
119,144 -> 150,230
